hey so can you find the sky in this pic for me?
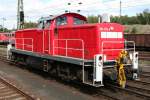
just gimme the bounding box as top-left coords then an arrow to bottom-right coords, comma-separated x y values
0,0 -> 150,29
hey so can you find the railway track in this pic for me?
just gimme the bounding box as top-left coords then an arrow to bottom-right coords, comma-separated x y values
0,55 -> 118,100
141,74 -> 150,78
0,46 -> 150,100
139,51 -> 150,60
140,71 -> 150,78
0,58 -> 150,100
104,81 -> 150,100
126,80 -> 150,96
0,75 -> 39,100
0,48 -> 40,100
102,71 -> 150,100
0,56 -> 149,100
100,71 -> 150,100
142,71 -> 150,75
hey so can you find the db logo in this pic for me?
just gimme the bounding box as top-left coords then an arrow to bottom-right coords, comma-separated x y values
100,26 -> 114,31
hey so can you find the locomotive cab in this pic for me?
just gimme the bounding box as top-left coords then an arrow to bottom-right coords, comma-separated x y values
38,13 -> 87,28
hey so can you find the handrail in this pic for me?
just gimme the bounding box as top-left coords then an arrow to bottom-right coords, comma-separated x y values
53,39 -> 85,60
15,38 -> 33,52
102,41 -> 135,60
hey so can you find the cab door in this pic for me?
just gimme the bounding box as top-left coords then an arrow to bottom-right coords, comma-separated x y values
43,20 -> 51,54
53,16 -> 68,55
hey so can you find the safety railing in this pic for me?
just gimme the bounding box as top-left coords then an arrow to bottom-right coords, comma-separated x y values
53,39 -> 85,60
102,41 -> 135,61
15,38 -> 33,52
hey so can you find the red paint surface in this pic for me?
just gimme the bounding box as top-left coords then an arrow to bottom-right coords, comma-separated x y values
0,33 -> 9,41
15,13 -> 125,60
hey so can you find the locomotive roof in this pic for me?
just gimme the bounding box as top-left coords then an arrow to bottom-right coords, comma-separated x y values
38,12 -> 87,22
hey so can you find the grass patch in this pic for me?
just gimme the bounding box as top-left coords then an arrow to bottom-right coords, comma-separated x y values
124,25 -> 150,34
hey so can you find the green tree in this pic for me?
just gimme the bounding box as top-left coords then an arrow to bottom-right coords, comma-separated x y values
0,27 -> 10,32
110,16 -> 120,23
131,27 -> 137,34
24,22 -> 38,29
143,9 -> 150,24
87,16 -> 98,23
110,9 -> 150,25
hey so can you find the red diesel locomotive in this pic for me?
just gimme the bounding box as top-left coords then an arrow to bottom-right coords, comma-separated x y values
9,13 -> 139,87
0,33 -> 15,45
0,33 -> 9,44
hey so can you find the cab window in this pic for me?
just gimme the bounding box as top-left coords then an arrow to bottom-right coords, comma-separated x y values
73,17 -> 85,25
56,16 -> 67,26
45,20 -> 51,29
38,20 -> 51,29
38,21 -> 44,29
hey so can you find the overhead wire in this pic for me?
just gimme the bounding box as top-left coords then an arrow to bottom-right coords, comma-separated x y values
1,0 -> 150,28
4,0 -> 150,18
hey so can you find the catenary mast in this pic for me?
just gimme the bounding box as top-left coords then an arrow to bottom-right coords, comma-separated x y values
17,0 -> 24,30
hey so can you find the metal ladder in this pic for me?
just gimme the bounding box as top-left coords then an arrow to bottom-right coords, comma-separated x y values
43,59 -> 49,72
82,61 -> 98,86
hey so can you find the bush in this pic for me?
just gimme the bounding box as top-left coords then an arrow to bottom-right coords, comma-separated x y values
131,27 -> 137,34
124,29 -> 129,33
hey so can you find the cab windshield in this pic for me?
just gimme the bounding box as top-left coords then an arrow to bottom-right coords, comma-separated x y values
38,18 -> 51,29
73,17 -> 86,25
56,16 -> 67,26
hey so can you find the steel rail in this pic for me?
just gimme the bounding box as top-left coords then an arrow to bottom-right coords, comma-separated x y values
142,71 -> 150,74
141,74 -> 150,78
97,89 -> 121,100
105,82 -> 150,100
126,80 -> 150,96
0,54 -> 39,100
0,75 -> 39,100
